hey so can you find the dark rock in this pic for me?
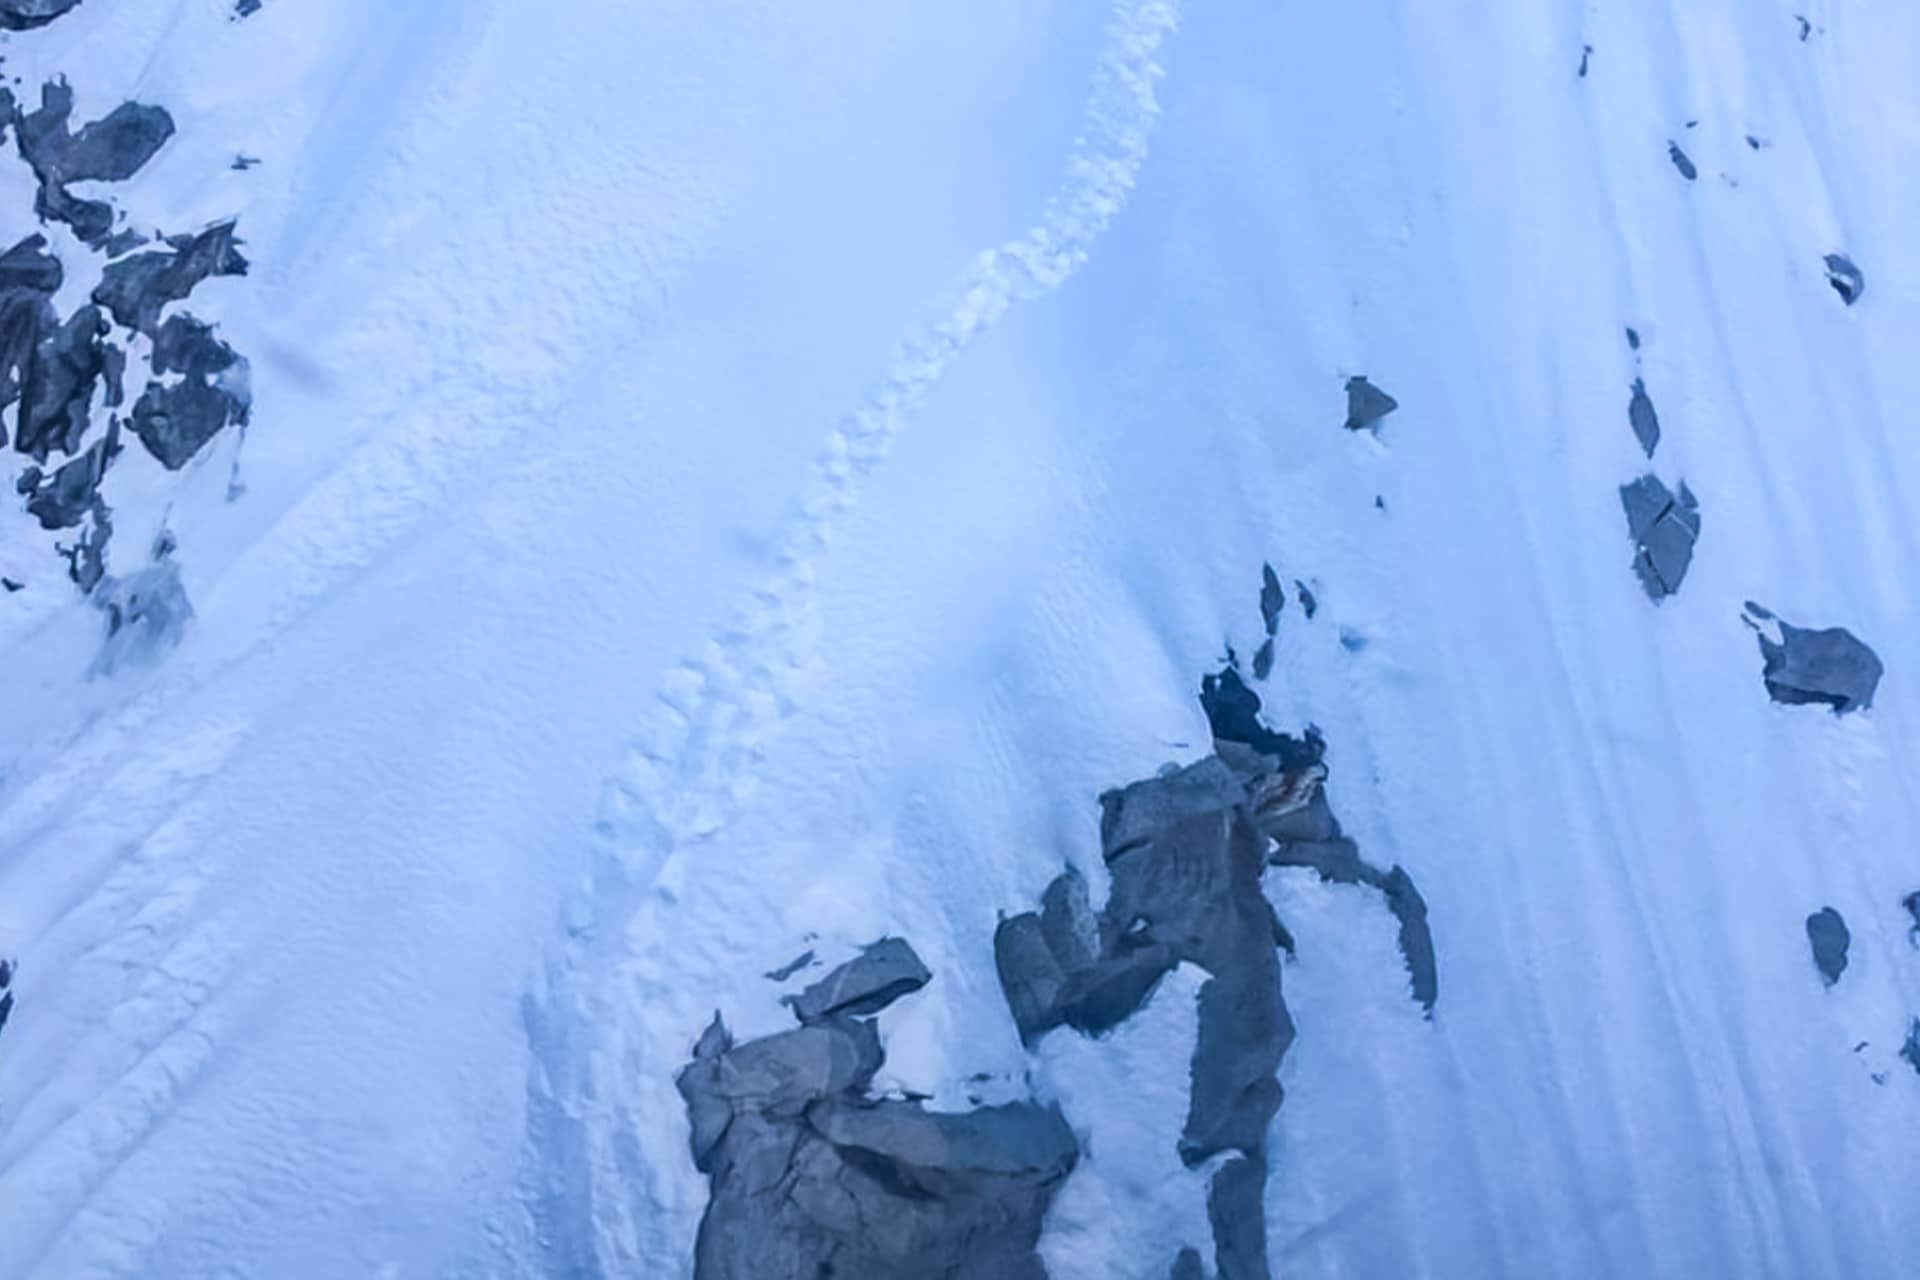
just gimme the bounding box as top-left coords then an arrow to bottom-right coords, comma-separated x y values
785,937 -> 931,1023
1206,1156 -> 1271,1280
0,957 -> 11,1039
1578,45 -> 1592,78
1903,891 -> 1920,947
1294,579 -> 1317,619
1626,326 -> 1641,351
1806,907 -> 1850,986
1823,253 -> 1864,306
0,233 -> 62,294
231,154 -> 260,170
763,950 -> 815,982
2,578 -> 22,592
1747,135 -> 1766,150
93,222 -> 249,336
1181,962 -> 1289,1166
994,912 -> 1071,1044
1250,638 -> 1274,682
681,961 -> 1076,1279
1200,666 -> 1324,772
1668,142 -> 1698,181
0,0 -> 84,29
1619,474 -> 1700,601
1170,1247 -> 1206,1280
1628,377 -> 1661,457
1379,865 -> 1438,1011
24,437 -> 109,529
234,0 -> 261,15
10,82 -> 174,248
1796,15 -> 1812,41
0,234 -> 62,428
1902,1020 -> 1920,1077
16,304 -> 115,463
1343,375 -> 1398,432
1259,563 -> 1284,636
128,314 -> 251,470
55,499 -> 111,591
1743,603 -> 1882,714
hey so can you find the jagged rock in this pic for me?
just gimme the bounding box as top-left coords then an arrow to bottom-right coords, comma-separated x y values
128,314 -> 251,469
1902,1020 -> 1920,1077
1668,142 -> 1698,180
16,304 -> 118,463
1295,579 -> 1317,619
1806,907 -> 1850,987
1824,253 -> 1864,306
0,232 -> 62,293
0,0 -> 83,30
0,235 -> 63,431
93,222 -> 249,336
785,937 -> 931,1023
1259,563 -> 1284,636
681,959 -> 1075,1279
1182,961 -> 1289,1165
1628,377 -> 1661,457
1343,375 -> 1398,432
8,82 -> 174,248
25,436 -> 109,529
1742,603 -> 1882,714
1207,1156 -> 1271,1280
1619,474 -> 1700,601
763,950 -> 815,982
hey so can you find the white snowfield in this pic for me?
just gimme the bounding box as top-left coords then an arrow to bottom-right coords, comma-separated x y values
0,0 -> 1915,1276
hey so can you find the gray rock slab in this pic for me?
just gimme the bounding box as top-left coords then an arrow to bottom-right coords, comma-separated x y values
785,936 -> 931,1023
1745,603 -> 1883,714
1628,377 -> 1661,457
1207,1155 -> 1272,1280
1619,474 -> 1700,600
93,222 -> 250,335
1806,907 -> 1850,986
1343,375 -> 1398,431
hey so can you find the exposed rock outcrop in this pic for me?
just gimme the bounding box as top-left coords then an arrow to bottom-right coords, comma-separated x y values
1742,603 -> 1883,714
1619,474 -> 1700,601
1342,375 -> 1398,432
93,222 -> 250,336
6,81 -> 174,248
1805,906 -> 1849,987
1628,377 -> 1661,457
679,939 -> 1077,1279
0,0 -> 84,29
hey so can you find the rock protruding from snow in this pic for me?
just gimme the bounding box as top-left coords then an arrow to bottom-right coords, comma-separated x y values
1342,375 -> 1398,432
1806,907 -> 1850,987
784,936 -> 931,1023
6,82 -> 174,249
0,957 -> 13,1040
1170,1247 -> 1206,1280
1902,891 -> 1920,948
1742,603 -> 1883,714
677,955 -> 1076,1280
1902,1021 -> 1920,1078
128,313 -> 252,469
1823,253 -> 1865,306
1668,142 -> 1698,181
1628,377 -> 1661,457
1258,563 -> 1284,636
0,0 -> 84,29
1619,474 -> 1700,601
93,222 -> 250,337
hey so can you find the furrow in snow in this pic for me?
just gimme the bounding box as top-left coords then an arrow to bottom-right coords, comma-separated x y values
519,3 -> 1181,1273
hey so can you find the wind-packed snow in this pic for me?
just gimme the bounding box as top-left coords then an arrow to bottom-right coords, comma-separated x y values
1,0 -> 1917,1277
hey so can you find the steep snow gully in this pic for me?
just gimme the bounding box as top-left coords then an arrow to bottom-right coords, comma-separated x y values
1,0 -> 1918,1278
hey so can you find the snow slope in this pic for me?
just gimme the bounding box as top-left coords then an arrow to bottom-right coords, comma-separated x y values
2,0 -> 1917,1277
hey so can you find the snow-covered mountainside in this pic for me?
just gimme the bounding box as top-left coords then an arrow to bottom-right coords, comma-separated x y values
1,0 -> 1916,1276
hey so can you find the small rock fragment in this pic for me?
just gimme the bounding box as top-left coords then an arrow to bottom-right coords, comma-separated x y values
1626,326 -> 1641,351
1258,562 -> 1284,637
1619,474 -> 1700,601
1578,44 -> 1592,78
1806,906 -> 1850,987
1902,1020 -> 1920,1077
1343,375 -> 1398,432
1294,579 -> 1317,619
1668,142 -> 1698,181
1743,603 -> 1882,714
1628,377 -> 1661,457
1251,638 -> 1275,682
785,936 -> 931,1023
1170,1247 -> 1206,1280
1823,253 -> 1864,306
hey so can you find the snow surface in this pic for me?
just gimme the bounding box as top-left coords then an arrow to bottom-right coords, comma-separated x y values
2,0 -> 1918,1277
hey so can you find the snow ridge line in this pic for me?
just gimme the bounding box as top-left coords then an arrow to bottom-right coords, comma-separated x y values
520,3 -> 1181,1273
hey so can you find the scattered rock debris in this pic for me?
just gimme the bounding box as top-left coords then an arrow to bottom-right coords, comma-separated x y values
1823,253 -> 1864,306
678,939 -> 1077,1279
1806,907 -> 1850,987
997,665 -> 1434,1277
1668,142 -> 1698,181
1343,375 -> 1398,432
1742,603 -> 1883,714
1628,377 -> 1661,457
1619,474 -> 1700,601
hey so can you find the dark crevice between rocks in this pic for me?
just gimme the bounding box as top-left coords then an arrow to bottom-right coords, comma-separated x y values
1805,907 -> 1849,987
997,665 -> 1435,1277
679,938 -> 1075,1279
1342,375 -> 1397,432
1823,253 -> 1864,306
1742,602 -> 1882,714
1618,474 -> 1699,602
